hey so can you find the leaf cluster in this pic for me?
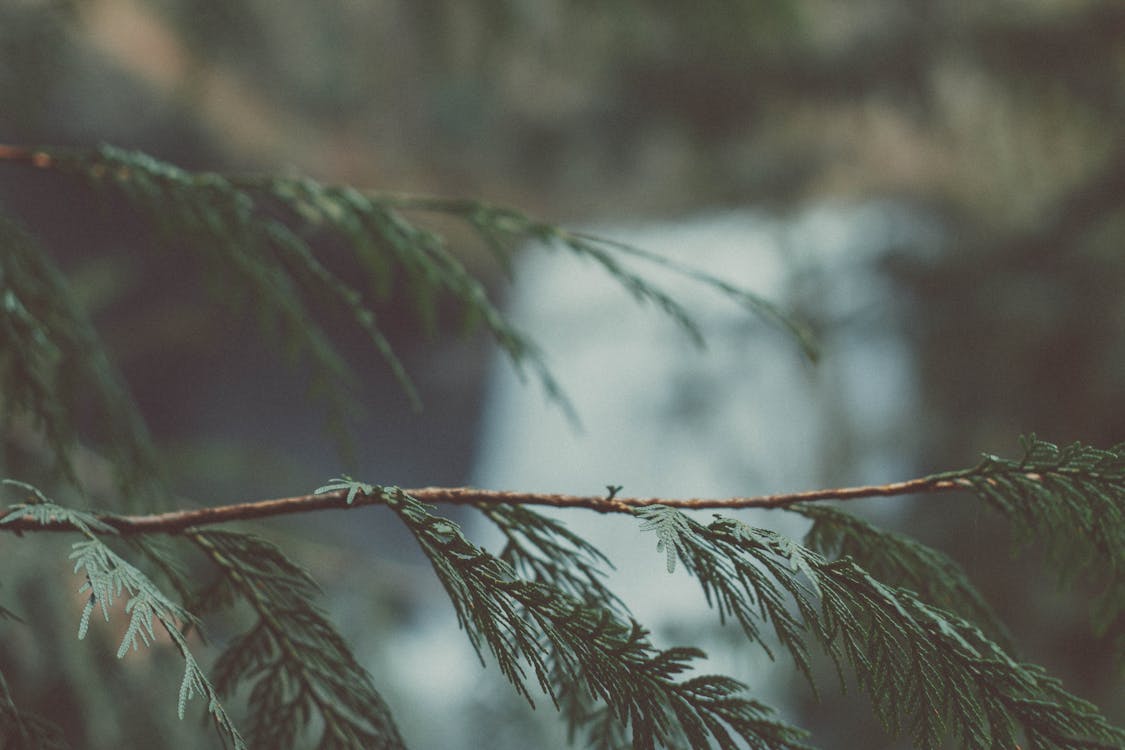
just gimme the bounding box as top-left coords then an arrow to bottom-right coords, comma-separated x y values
386,197 -> 819,361
481,503 -> 631,748
0,217 -> 157,503
795,503 -> 1012,647
7,144 -> 813,447
380,486 -> 811,749
945,435 -> 1125,635
0,485 -> 244,749
637,504 -> 1125,749
189,529 -> 404,750
1,143 -> 1122,749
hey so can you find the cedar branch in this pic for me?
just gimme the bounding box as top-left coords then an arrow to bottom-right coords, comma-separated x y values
1,476 -> 968,536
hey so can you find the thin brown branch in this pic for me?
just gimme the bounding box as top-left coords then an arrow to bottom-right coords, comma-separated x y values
1,476 -> 970,536
0,144 -> 54,168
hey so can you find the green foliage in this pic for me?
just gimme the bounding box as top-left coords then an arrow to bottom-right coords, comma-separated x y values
52,144 -> 417,443
1,143 -> 1122,749
0,217 -> 158,504
637,505 -> 1125,749
941,435 -> 1125,637
379,485 -> 812,749
482,502 -> 626,614
189,530 -> 404,750
314,476 -> 375,506
480,503 -> 631,747
387,196 -> 819,362
795,503 -> 1012,647
6,144 -> 813,445
0,484 -> 244,750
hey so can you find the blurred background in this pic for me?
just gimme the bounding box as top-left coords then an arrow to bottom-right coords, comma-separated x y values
1,0 -> 1123,747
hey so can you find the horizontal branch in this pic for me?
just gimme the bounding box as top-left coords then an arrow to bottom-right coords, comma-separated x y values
2,476 -> 969,536
0,144 -> 54,168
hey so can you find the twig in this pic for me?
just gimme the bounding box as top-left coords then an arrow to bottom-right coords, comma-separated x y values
1,476 -> 969,536
0,144 -> 54,168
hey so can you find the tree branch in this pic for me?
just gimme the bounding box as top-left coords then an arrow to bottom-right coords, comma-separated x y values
1,475 -> 969,536
0,144 -> 54,168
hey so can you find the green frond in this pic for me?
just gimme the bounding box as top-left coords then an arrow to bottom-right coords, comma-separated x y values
0,215 -> 159,505
636,505 -> 1125,749
638,504 -> 697,574
7,144 -> 812,473
5,486 -> 244,749
190,529 -> 406,750
384,196 -> 819,362
940,435 -> 1125,639
268,181 -> 561,378
384,488 -> 811,749
38,144 -> 570,421
127,536 -> 202,635
1,481 -> 116,536
58,144 -> 401,442
794,503 -> 1011,647
478,504 -> 637,747
481,503 -> 627,614
315,476 -> 377,505
637,507 -> 820,690
568,230 -> 820,362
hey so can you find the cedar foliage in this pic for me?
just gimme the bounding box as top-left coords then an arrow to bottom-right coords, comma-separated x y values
0,145 -> 1123,749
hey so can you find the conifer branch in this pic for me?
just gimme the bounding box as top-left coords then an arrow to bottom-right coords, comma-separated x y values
384,194 -> 819,361
637,505 -> 1125,749
0,483 -> 245,749
794,504 -> 1013,648
0,142 -> 816,438
383,486 -> 813,750
2,454 -> 1121,746
4,136 -> 1123,746
0,476 -> 962,535
939,435 -> 1125,640
3,434 -> 1121,654
0,215 -> 160,505
477,504 -> 633,747
188,529 -> 406,749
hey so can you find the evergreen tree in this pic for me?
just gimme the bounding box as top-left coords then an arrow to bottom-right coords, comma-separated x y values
0,141 -> 1122,750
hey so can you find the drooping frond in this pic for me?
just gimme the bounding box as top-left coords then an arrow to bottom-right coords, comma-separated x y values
0,485 -> 244,749
637,506 -> 820,689
189,529 -> 406,750
794,503 -> 1011,647
49,144 -> 407,445
383,196 -> 819,361
378,486 -> 812,750
477,503 -> 633,748
10,145 -> 814,434
565,230 -> 820,362
479,503 -> 627,615
939,435 -> 1125,638
0,216 -> 159,504
314,475 -> 378,506
637,505 -> 1125,749
256,181 -> 574,415
0,479 -> 115,535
